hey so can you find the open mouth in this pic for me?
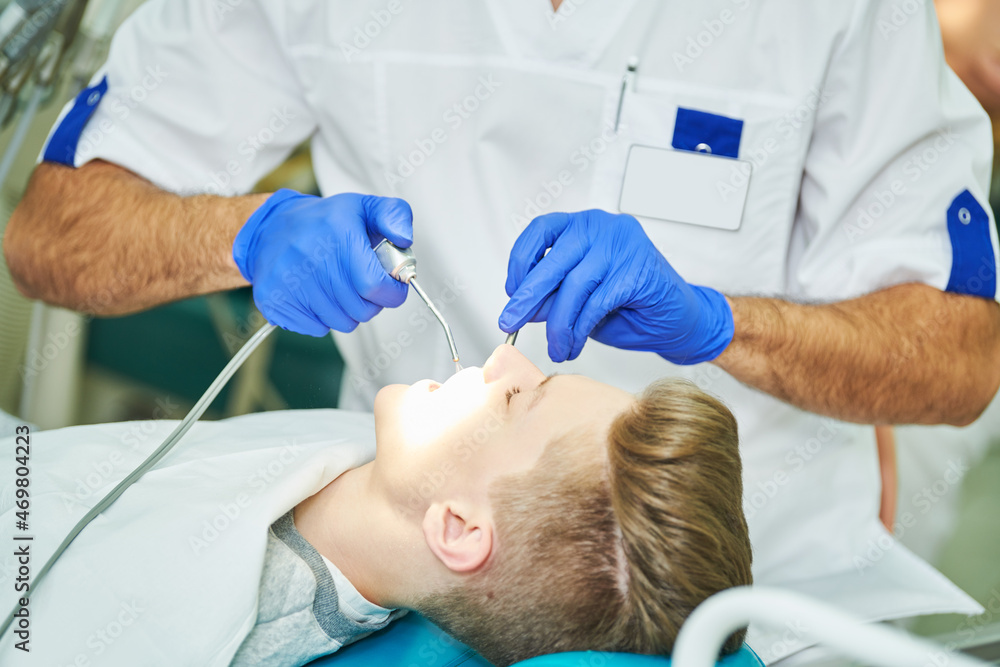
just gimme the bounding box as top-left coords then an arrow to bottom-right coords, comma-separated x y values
411,366 -> 483,397
409,379 -> 442,394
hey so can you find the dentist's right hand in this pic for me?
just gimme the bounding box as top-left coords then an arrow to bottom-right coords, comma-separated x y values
232,189 -> 412,336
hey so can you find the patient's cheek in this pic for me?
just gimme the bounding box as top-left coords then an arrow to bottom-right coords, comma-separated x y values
449,407 -> 506,463
455,441 -> 475,462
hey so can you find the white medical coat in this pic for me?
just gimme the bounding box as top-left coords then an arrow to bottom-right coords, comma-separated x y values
41,0 -> 995,657
0,410 -> 376,665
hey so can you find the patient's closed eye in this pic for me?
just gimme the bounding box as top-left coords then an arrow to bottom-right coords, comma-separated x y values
505,387 -> 522,405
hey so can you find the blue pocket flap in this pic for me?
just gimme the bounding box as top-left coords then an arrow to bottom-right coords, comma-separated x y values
672,107 -> 743,159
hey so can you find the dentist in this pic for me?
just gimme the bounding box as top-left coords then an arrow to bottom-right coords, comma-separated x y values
3,0 -> 998,634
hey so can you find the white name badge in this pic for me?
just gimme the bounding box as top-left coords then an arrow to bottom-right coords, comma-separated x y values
618,145 -> 751,231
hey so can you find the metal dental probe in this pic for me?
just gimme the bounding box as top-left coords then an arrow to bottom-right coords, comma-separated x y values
374,239 -> 461,372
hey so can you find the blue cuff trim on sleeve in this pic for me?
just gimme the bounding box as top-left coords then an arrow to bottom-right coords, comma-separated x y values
672,107 -> 743,159
42,75 -> 109,166
945,189 -> 997,299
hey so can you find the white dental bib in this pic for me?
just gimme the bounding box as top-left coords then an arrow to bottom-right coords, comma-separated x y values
0,409 -> 376,666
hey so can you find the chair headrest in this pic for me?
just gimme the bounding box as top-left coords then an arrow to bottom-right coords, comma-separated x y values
513,645 -> 763,666
315,613 -> 763,667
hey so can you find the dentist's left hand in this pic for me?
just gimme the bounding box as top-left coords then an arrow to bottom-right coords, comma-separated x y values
233,189 -> 412,336
500,210 -> 734,364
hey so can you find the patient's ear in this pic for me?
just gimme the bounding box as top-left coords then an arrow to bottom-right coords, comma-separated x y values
422,502 -> 493,573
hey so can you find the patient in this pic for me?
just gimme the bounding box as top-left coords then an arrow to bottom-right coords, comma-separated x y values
234,345 -> 752,666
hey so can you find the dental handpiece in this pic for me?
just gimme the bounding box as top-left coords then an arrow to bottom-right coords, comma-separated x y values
375,239 -> 461,371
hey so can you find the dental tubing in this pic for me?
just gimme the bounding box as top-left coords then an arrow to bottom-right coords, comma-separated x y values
0,322 -> 278,639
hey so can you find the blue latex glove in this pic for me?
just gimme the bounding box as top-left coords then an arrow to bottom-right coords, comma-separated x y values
500,210 -> 734,364
233,189 -> 412,336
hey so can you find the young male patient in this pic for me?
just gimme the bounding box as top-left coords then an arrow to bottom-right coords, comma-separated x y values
233,344 -> 752,666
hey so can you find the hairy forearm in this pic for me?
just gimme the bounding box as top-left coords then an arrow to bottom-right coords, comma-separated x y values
3,160 -> 269,315
714,283 -> 1000,426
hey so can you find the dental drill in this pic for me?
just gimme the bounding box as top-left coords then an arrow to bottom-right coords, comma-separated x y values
374,239 -> 462,373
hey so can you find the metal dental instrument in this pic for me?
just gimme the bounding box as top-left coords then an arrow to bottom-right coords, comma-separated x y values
505,330 -> 518,346
375,239 -> 461,371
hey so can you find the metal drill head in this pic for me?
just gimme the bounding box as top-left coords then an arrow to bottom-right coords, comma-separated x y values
374,238 -> 417,283
373,239 -> 460,366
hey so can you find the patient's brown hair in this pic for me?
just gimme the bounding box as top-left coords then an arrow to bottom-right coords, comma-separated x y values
416,378 -> 752,666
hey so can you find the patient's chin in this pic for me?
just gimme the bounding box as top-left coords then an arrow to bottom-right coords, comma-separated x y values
373,383 -> 407,418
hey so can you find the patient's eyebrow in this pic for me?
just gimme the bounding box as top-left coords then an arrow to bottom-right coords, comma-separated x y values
527,373 -> 558,412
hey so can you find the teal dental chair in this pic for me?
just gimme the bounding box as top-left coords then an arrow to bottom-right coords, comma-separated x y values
308,612 -> 762,667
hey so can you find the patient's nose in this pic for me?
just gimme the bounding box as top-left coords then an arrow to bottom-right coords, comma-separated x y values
482,344 -> 536,384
